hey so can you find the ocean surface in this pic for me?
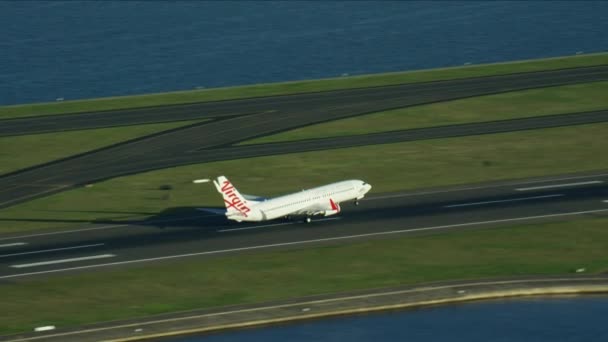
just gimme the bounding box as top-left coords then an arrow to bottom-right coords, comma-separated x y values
170,296 -> 608,342
1,1 -> 608,106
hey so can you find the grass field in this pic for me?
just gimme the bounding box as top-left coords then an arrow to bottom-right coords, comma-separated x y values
0,120 -> 206,176
244,81 -> 608,144
1,53 -> 607,119
2,53 -> 608,337
2,215 -> 607,335
1,122 -> 607,234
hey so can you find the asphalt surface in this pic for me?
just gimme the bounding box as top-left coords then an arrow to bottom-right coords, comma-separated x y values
1,65 -> 608,209
1,171 -> 607,280
196,110 -> 608,160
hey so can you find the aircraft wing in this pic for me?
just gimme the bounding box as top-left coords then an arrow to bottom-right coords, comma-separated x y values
292,202 -> 331,216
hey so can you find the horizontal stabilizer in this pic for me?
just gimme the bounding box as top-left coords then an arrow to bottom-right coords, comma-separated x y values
196,207 -> 226,215
242,193 -> 266,202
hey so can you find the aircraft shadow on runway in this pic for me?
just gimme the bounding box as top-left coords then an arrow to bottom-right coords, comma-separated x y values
3,186 -> 595,233
0,206 -> 231,231
1,203 -> 449,232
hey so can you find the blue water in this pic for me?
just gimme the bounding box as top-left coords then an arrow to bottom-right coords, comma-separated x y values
170,296 -> 608,342
1,1 -> 608,105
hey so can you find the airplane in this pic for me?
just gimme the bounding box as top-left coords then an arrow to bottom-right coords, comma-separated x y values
206,176 -> 372,223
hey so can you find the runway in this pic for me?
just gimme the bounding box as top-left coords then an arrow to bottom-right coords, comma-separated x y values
1,171 -> 606,280
1,65 -> 608,209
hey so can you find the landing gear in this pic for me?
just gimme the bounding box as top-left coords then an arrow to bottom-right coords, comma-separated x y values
354,200 -> 360,206
305,217 -> 312,223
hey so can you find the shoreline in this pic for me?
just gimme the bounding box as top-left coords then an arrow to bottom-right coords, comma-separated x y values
4,276 -> 607,342
2,52 -> 607,119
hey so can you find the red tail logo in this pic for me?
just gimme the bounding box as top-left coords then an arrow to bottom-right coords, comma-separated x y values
221,181 -> 250,216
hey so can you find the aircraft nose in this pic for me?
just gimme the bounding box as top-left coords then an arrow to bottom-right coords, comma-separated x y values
363,183 -> 372,193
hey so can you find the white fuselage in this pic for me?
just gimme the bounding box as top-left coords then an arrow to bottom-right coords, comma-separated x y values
229,180 -> 371,222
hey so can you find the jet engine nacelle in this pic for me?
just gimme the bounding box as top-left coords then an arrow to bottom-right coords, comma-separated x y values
324,200 -> 340,216
324,209 -> 340,216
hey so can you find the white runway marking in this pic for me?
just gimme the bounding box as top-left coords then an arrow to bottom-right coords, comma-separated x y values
3,208 -> 608,279
0,242 -> 27,248
219,217 -> 341,233
11,254 -> 115,268
515,180 -> 603,191
444,194 -> 564,208
0,243 -> 104,258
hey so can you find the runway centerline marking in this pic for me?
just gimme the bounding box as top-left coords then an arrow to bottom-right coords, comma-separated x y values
443,194 -> 564,208
0,242 -> 27,248
515,180 -> 603,191
10,254 -> 116,268
0,243 -> 104,258
219,217 -> 341,233
2,208 -> 608,279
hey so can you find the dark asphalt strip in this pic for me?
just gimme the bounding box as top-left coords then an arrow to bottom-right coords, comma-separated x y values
1,64 -> 607,137
194,110 -> 608,158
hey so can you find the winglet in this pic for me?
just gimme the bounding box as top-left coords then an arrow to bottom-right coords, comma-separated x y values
329,198 -> 341,212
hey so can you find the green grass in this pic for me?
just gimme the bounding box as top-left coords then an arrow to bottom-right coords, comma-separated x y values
1,53 -> 607,119
1,123 -> 607,234
0,120 -> 207,176
244,81 -> 608,144
1,215 -> 607,335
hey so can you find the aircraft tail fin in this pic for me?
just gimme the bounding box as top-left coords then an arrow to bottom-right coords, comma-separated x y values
213,176 -> 252,217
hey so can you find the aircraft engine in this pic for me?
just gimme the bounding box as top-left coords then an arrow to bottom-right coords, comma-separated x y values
324,201 -> 340,216
324,209 -> 340,216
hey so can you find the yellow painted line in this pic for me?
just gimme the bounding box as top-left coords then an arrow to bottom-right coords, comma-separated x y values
515,180 -> 604,191
443,194 -> 564,208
